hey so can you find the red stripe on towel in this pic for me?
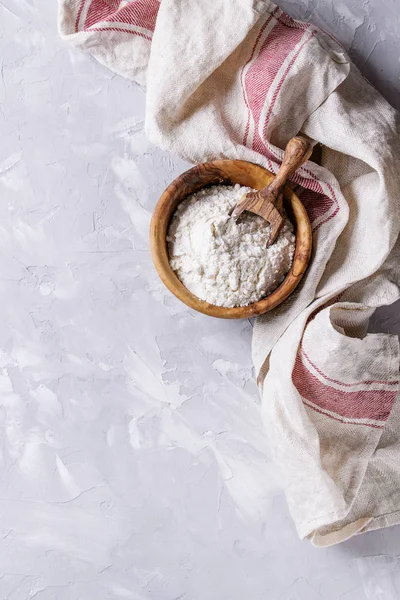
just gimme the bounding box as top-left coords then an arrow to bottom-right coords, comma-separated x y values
84,0 -> 120,29
84,0 -> 159,33
261,31 -> 313,139
243,22 -> 304,154
241,11 -> 277,147
293,354 -> 397,423
87,26 -> 152,40
298,188 -> 335,224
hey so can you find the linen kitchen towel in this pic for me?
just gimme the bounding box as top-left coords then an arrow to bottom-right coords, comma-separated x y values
59,0 -> 400,546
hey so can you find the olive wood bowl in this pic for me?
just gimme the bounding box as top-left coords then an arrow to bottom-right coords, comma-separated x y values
150,160 -> 312,319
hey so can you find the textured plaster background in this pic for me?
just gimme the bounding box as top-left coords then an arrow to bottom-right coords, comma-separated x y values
0,0 -> 399,598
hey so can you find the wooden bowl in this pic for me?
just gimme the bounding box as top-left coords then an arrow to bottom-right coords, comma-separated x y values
150,160 -> 312,319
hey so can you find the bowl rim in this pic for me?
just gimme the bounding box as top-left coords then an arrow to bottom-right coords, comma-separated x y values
150,159 -> 312,319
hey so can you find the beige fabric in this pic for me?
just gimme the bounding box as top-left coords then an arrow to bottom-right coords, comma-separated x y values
59,0 -> 400,545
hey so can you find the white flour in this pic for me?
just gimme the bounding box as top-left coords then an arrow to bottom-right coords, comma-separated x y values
167,184 -> 296,308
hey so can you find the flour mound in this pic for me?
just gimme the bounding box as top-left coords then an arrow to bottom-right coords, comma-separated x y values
167,184 -> 296,308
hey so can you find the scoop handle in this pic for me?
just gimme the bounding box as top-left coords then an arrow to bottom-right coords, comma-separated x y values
266,135 -> 314,199
230,135 -> 315,246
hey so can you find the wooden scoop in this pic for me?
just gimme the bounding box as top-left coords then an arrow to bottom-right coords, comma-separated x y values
231,135 -> 314,246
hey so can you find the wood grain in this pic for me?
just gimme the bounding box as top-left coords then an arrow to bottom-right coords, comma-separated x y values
231,136 -> 313,245
150,159 -> 312,319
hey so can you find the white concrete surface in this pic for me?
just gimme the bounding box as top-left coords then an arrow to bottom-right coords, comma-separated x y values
0,1 -> 399,598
